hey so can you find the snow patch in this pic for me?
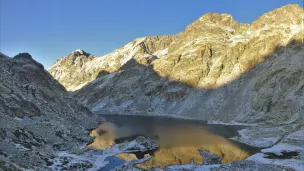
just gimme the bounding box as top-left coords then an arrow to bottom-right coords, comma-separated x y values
181,48 -> 198,56
246,143 -> 304,171
228,34 -> 250,46
207,120 -> 256,126
261,143 -> 304,155
74,49 -> 83,53
230,127 -> 284,148
83,37 -> 146,73
50,151 -> 110,171
153,48 -> 168,57
247,153 -> 304,171
91,101 -> 107,112
13,117 -> 23,121
15,144 -> 30,152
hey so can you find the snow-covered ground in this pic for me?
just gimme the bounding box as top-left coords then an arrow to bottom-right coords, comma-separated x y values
247,143 -> 304,171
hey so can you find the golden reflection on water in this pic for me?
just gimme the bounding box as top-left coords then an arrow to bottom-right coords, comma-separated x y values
87,121 -> 252,169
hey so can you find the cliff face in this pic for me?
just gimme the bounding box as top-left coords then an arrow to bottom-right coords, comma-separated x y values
49,4 -> 303,126
0,53 -> 97,169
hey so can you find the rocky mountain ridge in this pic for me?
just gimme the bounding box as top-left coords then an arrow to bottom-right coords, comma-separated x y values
49,4 -> 303,91
48,4 -> 304,125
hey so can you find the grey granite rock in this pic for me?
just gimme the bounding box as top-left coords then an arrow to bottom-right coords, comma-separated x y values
199,149 -> 222,165
0,53 -> 99,170
112,156 -> 152,171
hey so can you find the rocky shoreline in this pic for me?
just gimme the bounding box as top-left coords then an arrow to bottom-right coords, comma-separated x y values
44,113 -> 303,171
46,127 -> 303,171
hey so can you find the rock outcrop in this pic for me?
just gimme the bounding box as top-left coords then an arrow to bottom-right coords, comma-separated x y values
0,53 -> 98,170
199,149 -> 222,165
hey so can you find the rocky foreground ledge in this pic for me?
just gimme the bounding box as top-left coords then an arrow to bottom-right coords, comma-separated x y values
47,136 -> 302,171
48,136 -> 158,170
112,139 -> 303,171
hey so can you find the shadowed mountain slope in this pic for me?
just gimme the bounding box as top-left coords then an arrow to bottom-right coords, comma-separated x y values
0,53 -> 98,170
74,43 -> 304,126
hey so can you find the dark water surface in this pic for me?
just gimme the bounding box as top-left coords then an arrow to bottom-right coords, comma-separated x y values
91,115 -> 259,169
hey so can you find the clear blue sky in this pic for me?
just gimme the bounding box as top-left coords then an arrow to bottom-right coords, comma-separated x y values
0,0 -> 303,68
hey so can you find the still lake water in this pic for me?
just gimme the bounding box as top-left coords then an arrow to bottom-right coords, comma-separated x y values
88,115 -> 259,169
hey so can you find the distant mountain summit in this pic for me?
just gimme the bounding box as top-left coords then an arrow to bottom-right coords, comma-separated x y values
48,4 -> 304,125
49,49 -> 96,89
49,4 -> 303,91
55,49 -> 93,66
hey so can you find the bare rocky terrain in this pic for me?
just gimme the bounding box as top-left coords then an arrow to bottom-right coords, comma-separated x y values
47,4 -> 304,170
1,3 -> 303,171
0,53 -> 99,170
50,4 -> 303,90
49,4 -> 303,127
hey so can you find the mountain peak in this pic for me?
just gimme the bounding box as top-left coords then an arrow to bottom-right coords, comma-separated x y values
0,52 -> 9,59
13,53 -> 45,69
73,49 -> 85,53
275,4 -> 302,11
198,12 -> 234,23
251,4 -> 303,30
71,49 -> 90,56
184,12 -> 241,33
